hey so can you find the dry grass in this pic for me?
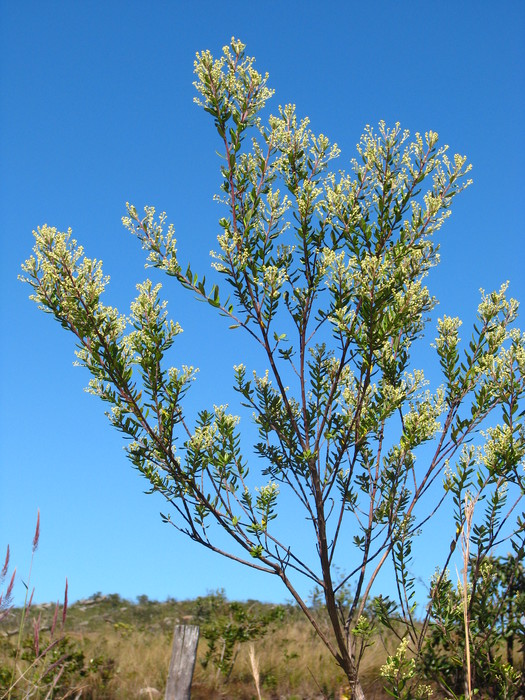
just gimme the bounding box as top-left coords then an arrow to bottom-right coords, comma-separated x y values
71,622 -> 341,698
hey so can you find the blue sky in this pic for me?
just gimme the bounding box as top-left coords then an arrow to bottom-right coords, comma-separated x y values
1,1 -> 524,606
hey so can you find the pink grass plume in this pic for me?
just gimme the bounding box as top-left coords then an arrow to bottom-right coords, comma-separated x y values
4,569 -> 16,603
0,568 -> 16,621
27,587 -> 35,613
32,510 -> 40,553
62,578 -> 68,627
1,545 -> 9,580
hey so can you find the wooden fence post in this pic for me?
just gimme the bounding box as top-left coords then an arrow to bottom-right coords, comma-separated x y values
165,625 -> 200,700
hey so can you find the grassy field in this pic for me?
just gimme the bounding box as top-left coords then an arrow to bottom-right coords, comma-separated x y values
3,589 -> 523,699
1,591 -> 397,699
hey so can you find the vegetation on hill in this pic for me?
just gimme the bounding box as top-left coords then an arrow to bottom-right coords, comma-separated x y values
1,574 -> 524,699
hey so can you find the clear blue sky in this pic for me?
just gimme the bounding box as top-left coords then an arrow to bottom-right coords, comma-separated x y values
1,1 -> 524,606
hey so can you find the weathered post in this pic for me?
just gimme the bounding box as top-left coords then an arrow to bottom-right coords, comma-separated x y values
165,625 -> 200,700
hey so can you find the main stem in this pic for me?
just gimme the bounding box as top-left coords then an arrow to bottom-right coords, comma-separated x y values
310,457 -> 366,699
